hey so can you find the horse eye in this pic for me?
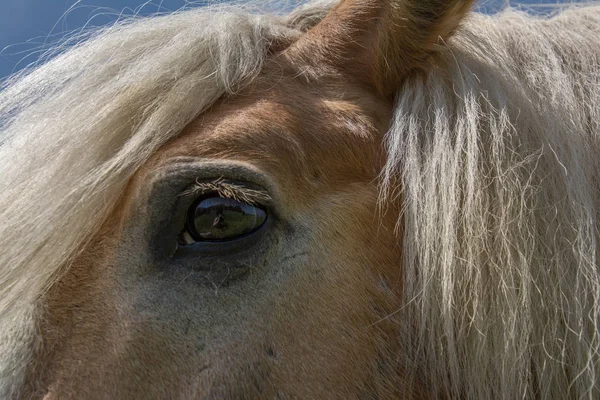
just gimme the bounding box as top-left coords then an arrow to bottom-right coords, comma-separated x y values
179,196 -> 267,245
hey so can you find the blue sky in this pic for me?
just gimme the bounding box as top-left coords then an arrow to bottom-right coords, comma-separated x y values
0,0 -> 574,80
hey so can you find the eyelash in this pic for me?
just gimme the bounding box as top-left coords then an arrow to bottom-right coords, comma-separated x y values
182,178 -> 271,206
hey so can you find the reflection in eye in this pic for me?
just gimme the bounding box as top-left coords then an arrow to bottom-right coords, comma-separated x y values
179,196 -> 267,245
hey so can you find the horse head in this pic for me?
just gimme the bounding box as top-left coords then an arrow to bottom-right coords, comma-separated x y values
2,0 -> 600,398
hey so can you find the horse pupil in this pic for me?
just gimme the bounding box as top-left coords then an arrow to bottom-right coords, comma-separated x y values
189,197 -> 266,241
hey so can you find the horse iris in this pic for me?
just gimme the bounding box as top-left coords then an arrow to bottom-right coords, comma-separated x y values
186,197 -> 267,242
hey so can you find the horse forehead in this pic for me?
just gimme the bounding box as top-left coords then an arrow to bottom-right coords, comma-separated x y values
158,84 -> 387,171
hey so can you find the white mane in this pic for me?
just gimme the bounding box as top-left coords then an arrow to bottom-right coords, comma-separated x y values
384,6 -> 600,398
1,1 -> 599,398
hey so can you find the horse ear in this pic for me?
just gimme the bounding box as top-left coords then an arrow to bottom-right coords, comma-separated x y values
287,0 -> 475,97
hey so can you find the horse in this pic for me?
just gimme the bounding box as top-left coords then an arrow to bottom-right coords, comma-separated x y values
1,0 -> 599,397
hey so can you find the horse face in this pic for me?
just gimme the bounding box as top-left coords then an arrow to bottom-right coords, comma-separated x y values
33,1 -> 474,398
38,62 -> 409,398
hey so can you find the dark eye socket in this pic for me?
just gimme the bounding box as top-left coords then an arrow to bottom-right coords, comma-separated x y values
179,195 -> 267,245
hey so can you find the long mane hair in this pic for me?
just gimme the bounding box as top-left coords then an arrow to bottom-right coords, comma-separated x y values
1,1 -> 599,398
